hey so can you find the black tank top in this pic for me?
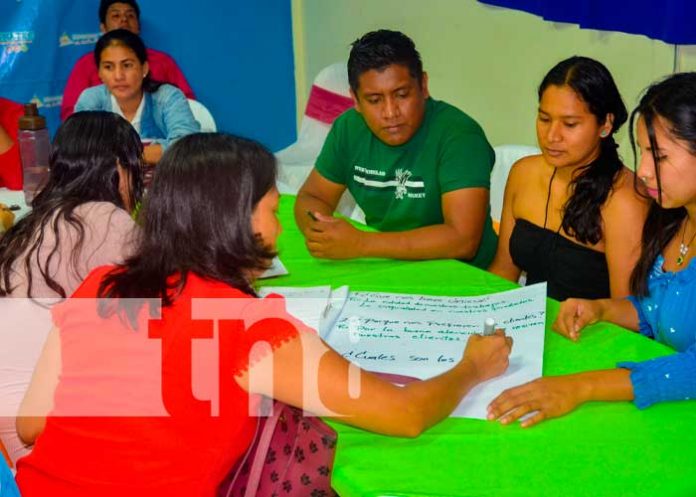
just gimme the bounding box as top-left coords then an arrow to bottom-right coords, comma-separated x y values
509,218 -> 610,301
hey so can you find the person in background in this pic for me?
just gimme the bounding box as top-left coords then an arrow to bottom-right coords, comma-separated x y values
0,111 -> 142,465
0,97 -> 24,190
61,0 -> 194,121
488,72 -> 696,427
488,56 -> 648,300
15,133 -> 511,496
295,30 -> 497,266
75,29 -> 199,165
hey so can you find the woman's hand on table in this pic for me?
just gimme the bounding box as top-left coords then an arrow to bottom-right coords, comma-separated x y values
553,298 -> 606,341
305,213 -> 365,259
143,143 -> 163,165
487,375 -> 587,428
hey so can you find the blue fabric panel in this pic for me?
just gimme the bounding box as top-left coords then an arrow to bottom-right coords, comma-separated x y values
479,0 -> 696,45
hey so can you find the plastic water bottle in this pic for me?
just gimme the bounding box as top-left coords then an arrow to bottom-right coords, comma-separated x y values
18,103 -> 50,205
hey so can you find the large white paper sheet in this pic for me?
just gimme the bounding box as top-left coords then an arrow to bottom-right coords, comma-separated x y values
258,285 -> 332,332
323,283 -> 547,419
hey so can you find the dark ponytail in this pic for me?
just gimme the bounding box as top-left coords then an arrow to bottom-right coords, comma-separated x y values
539,56 -> 628,245
561,136 -> 623,244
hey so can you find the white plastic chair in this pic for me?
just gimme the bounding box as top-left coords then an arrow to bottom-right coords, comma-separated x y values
187,99 -> 217,132
275,62 -> 364,222
490,144 -> 540,233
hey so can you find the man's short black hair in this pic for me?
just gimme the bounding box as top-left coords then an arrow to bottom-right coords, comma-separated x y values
99,0 -> 140,24
347,29 -> 423,93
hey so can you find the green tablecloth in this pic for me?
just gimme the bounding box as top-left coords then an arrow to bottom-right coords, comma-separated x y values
262,196 -> 696,497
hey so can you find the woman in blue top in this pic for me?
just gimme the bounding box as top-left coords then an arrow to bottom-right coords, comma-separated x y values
488,73 -> 696,427
75,29 -> 199,165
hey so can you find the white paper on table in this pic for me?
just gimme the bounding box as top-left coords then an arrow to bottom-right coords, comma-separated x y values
323,283 -> 547,420
258,257 -> 289,279
258,285 -> 350,336
258,285 -> 331,332
319,285 -> 349,339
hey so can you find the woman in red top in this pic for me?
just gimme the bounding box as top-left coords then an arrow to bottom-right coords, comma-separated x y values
16,133 -> 512,497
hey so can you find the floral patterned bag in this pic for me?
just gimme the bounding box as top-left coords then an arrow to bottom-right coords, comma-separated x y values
217,398 -> 339,497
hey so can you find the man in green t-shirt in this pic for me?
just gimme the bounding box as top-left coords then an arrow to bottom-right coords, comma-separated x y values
295,29 -> 497,267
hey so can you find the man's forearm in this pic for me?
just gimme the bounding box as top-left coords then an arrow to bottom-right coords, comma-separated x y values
359,223 -> 481,260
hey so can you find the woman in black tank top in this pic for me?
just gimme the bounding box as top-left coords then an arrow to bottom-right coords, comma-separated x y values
488,56 -> 648,301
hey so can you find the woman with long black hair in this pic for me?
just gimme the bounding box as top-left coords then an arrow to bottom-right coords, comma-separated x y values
489,56 -> 648,300
0,111 -> 143,465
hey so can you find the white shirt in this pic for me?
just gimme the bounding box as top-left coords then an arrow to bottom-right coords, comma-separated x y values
110,93 -> 145,135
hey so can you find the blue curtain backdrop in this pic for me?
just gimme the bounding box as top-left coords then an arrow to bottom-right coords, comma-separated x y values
0,0 -> 296,152
478,1 -> 696,45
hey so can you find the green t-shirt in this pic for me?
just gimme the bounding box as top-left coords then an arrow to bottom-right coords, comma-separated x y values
315,97 -> 497,268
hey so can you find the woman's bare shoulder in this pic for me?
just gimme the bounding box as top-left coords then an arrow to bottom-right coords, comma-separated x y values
604,167 -> 650,216
507,154 -> 544,186
609,168 -> 646,203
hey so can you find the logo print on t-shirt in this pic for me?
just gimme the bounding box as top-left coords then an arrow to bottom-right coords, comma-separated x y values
394,169 -> 411,199
353,166 -> 425,200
